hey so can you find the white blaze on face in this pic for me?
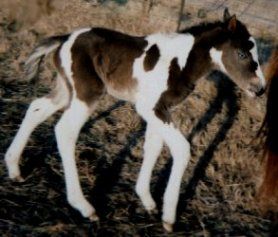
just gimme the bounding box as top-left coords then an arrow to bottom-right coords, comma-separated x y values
249,37 -> 266,87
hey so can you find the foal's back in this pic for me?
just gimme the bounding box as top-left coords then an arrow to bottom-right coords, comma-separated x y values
56,27 -> 195,104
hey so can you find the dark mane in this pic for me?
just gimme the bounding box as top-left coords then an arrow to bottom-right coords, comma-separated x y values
179,21 -> 224,36
180,19 -> 250,41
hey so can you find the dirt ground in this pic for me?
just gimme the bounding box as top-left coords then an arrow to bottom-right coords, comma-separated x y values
0,1 -> 277,236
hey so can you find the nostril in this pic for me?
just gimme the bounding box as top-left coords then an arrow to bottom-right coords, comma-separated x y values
256,87 -> 265,97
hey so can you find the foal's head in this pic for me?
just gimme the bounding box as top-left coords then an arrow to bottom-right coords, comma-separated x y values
217,9 -> 266,97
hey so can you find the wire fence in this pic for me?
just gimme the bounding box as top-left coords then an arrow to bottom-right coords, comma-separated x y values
177,0 -> 278,39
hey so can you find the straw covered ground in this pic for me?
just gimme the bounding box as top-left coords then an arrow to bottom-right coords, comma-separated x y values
0,1 -> 277,236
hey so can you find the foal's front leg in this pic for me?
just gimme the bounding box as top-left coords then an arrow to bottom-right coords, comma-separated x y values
160,123 -> 190,232
55,98 -> 98,221
136,104 -> 190,232
136,123 -> 163,213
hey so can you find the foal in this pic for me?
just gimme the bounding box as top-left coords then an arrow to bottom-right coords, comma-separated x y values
5,9 -> 265,232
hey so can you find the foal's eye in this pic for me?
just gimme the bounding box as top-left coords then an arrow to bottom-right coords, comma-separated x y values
237,49 -> 248,60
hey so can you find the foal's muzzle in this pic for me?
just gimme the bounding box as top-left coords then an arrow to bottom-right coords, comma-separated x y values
255,87 -> 265,97
247,85 -> 265,97
247,77 -> 266,97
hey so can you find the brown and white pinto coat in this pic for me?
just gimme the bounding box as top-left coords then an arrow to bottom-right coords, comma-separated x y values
5,9 -> 265,232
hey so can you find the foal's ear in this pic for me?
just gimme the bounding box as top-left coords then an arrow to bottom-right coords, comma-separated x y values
227,15 -> 237,32
223,8 -> 231,22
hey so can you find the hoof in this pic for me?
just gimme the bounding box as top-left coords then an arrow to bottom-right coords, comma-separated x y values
88,213 -> 99,222
162,221 -> 173,233
11,175 -> 25,183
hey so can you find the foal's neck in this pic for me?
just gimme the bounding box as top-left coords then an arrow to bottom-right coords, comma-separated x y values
182,23 -> 228,77
153,24 -> 228,122
182,21 -> 228,52
174,24 -> 228,100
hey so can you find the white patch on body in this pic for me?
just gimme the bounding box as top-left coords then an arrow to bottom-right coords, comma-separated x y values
60,28 -> 91,97
146,33 -> 195,68
210,48 -> 227,73
133,33 -> 194,225
133,33 -> 195,118
249,37 -> 266,87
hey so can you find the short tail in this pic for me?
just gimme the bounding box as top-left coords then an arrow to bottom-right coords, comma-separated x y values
257,48 -> 278,210
24,34 -> 69,81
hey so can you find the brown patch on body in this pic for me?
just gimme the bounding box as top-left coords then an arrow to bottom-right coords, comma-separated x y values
70,28 -> 147,104
154,58 -> 181,123
143,44 -> 160,71
71,35 -> 105,106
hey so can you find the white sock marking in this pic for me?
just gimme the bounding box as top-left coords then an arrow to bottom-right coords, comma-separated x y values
55,99 -> 96,217
135,102 -> 190,224
161,123 -> 190,224
136,124 -> 164,211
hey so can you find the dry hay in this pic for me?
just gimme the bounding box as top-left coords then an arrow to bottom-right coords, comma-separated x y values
0,1 -> 277,236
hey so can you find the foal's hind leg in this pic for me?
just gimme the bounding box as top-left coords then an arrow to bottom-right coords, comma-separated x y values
54,97 -> 99,221
5,76 -> 69,181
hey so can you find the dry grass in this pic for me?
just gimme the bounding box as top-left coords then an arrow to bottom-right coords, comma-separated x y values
0,1 -> 277,236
